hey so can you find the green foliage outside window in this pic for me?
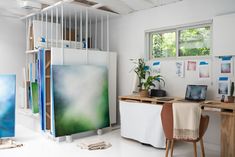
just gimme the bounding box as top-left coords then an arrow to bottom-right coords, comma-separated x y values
179,26 -> 210,56
151,32 -> 176,58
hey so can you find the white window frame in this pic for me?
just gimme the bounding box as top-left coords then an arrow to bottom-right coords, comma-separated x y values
145,20 -> 213,60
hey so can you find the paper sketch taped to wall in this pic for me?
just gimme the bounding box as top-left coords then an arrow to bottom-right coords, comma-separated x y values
176,61 -> 184,77
187,61 -> 197,71
152,61 -> 161,74
220,56 -> 233,74
199,61 -> 210,79
218,77 -> 230,95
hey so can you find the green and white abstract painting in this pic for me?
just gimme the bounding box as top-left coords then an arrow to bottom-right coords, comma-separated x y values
51,65 -> 110,137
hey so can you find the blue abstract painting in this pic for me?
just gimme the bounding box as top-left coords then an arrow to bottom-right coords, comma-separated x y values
38,49 -> 46,130
0,75 -> 16,138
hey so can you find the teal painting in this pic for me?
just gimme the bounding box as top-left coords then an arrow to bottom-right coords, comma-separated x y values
0,75 -> 16,138
51,65 -> 110,137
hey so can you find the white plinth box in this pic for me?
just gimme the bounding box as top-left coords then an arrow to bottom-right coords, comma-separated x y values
119,100 -> 166,148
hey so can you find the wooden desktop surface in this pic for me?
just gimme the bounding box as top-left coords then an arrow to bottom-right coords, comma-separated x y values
119,95 -> 235,111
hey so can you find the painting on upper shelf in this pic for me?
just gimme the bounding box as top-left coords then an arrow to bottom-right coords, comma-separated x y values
0,75 -> 16,138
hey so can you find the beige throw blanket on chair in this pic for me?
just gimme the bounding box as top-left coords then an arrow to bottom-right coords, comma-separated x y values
173,102 -> 201,140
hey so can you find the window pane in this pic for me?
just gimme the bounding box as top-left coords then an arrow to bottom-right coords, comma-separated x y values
179,26 -> 211,56
151,32 -> 176,58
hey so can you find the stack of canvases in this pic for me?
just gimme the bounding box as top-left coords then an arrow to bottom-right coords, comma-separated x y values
37,48 -> 111,137
24,57 -> 39,114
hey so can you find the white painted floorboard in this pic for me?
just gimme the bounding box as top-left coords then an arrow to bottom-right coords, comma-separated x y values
0,125 -> 219,157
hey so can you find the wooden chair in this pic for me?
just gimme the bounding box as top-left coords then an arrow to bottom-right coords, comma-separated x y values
161,103 -> 209,157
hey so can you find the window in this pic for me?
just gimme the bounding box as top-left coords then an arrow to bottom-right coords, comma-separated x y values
148,23 -> 211,58
179,26 -> 211,56
151,31 -> 176,58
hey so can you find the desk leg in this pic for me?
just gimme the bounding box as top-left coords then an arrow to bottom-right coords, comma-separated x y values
221,114 -> 235,157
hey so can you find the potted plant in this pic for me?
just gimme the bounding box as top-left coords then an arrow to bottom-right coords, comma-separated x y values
131,58 -> 165,97
228,82 -> 235,103
140,74 -> 165,97
130,58 -> 147,92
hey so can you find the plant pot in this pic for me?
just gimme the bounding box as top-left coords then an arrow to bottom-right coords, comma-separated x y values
139,90 -> 149,97
227,96 -> 235,103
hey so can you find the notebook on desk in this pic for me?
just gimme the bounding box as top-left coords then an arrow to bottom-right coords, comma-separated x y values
178,85 -> 207,102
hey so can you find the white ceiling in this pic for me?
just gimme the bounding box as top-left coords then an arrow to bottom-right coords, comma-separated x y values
0,0 -> 183,18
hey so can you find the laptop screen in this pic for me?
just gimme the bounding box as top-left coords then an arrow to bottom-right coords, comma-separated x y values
185,85 -> 207,101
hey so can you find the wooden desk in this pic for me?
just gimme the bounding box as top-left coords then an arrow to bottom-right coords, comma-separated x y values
119,95 -> 235,157
201,101 -> 235,157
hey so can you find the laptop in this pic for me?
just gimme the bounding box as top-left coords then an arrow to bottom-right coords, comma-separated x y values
179,85 -> 207,102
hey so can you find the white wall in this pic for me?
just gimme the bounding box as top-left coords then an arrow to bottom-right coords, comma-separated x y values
109,0 -> 235,151
0,16 -> 26,107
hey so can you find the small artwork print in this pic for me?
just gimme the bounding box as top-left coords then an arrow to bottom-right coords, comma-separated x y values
218,77 -> 230,96
176,61 -> 184,77
219,56 -> 233,75
218,82 -> 229,95
152,61 -> 161,74
187,61 -> 196,71
221,62 -> 231,73
199,61 -> 210,79
0,75 -> 16,138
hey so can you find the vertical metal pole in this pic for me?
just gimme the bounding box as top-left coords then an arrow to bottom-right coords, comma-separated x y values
69,9 -> 71,47
107,14 -> 109,52
61,4 -> 64,63
89,16 -> 91,49
46,11 -> 48,48
95,15 -> 97,49
61,4 -> 64,49
101,15 -> 104,50
64,12 -> 67,41
56,7 -> 59,47
41,13 -> 43,39
51,9 -> 53,47
80,10 -> 83,49
75,9 -> 77,49
86,9 -> 88,50
26,18 -> 28,50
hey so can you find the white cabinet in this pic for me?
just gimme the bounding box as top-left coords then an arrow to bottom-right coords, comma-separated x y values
213,13 -> 235,56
